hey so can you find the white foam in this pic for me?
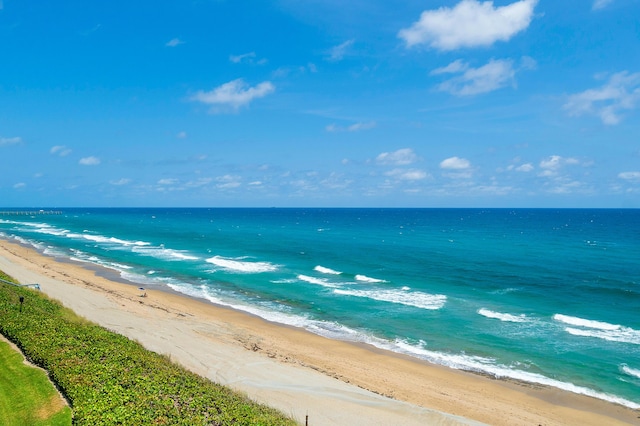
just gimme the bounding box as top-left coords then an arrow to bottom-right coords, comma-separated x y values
334,289 -> 446,310
564,327 -> 640,345
394,340 -> 640,410
133,246 -> 200,261
478,308 -> 528,323
297,275 -> 337,288
355,274 -> 386,283
553,314 -> 620,331
67,233 -> 151,247
206,256 -> 278,273
621,365 -> 640,380
314,265 -> 342,275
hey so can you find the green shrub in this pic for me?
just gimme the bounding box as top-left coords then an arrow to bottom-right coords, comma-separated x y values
0,279 -> 296,425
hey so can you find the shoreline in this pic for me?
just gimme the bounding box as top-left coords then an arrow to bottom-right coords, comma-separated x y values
0,238 -> 638,425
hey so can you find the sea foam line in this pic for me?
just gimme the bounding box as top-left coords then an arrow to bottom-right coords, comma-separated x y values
393,340 -> 640,410
621,365 -> 640,380
478,308 -> 528,323
333,288 -> 446,310
297,275 -> 337,288
314,265 -> 342,275
554,314 -> 640,345
355,274 -> 386,283
206,256 -> 278,273
553,314 -> 620,331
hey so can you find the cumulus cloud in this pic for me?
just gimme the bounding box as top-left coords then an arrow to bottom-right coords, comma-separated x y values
564,71 -> 640,125
0,136 -> 21,146
385,169 -> 428,181
326,121 -> 376,132
432,59 -> 516,96
216,174 -> 241,189
79,156 -> 100,166
50,145 -> 72,156
376,148 -> 418,166
618,171 -> 640,181
440,156 -> 471,170
327,39 -> 354,61
515,163 -> 534,172
190,79 -> 275,112
229,52 -> 267,65
398,0 -> 538,50
593,0 -> 614,10
538,155 -> 580,177
166,38 -> 184,47
158,178 -> 178,185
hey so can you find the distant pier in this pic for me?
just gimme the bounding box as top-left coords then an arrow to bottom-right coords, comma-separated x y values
0,210 -> 63,216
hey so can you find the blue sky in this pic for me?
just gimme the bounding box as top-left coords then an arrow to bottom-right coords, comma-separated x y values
1,0 -> 639,207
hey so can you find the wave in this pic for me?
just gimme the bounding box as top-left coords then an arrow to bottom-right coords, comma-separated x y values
355,274 -> 386,283
393,340 -> 640,410
314,265 -> 342,275
564,327 -> 640,345
297,275 -> 337,288
621,364 -> 640,380
554,314 -> 640,345
66,232 -> 151,247
133,246 -> 200,262
206,256 -> 278,273
478,308 -> 528,323
333,288 -> 446,310
553,314 -> 621,331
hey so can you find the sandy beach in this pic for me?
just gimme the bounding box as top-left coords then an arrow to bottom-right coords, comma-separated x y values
0,238 -> 638,425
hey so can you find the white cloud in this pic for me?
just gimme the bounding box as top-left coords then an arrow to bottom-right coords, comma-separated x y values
431,59 -> 468,75
216,174 -> 241,189
79,156 -> 100,166
13,182 -> 26,189
229,52 -> 267,65
398,0 -> 538,50
110,178 -> 131,186
619,171 -> 640,181
176,131 -> 187,139
0,136 -> 21,146
166,38 -> 184,47
538,155 -> 581,177
326,121 -> 376,132
327,39 -> 354,61
440,156 -> 471,170
385,169 -> 428,181
50,145 -> 72,156
158,178 -> 178,185
593,0 -> 614,10
515,163 -> 534,172
230,52 -> 255,63
376,148 -> 418,166
432,59 -> 516,96
191,79 -> 275,111
564,71 -> 640,125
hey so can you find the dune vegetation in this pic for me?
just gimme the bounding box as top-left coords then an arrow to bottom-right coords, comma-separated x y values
0,271 -> 296,425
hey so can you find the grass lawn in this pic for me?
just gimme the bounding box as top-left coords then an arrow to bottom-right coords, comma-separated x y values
0,338 -> 72,426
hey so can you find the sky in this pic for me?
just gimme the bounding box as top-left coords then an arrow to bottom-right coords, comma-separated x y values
1,0 -> 639,208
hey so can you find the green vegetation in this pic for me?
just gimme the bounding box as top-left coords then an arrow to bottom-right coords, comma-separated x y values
0,339 -> 73,426
0,275 -> 296,425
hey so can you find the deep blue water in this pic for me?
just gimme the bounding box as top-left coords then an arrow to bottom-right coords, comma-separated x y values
1,208 -> 639,408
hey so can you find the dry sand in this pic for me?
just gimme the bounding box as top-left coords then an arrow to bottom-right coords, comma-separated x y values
0,239 -> 638,425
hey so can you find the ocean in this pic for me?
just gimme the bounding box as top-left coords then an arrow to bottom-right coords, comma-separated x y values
1,208 -> 639,408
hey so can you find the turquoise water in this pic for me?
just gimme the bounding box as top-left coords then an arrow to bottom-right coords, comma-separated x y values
1,208 -> 639,408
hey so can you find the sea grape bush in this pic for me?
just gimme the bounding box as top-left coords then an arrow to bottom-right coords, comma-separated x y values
0,282 -> 296,425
